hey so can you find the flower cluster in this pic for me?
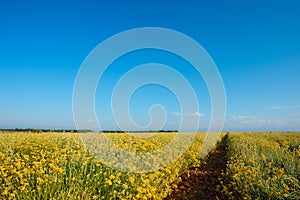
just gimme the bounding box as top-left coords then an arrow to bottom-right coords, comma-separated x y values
221,132 -> 300,199
0,132 -> 206,199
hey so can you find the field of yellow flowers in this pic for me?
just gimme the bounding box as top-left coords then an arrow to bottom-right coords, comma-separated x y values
2,131 -> 299,199
0,132 -> 206,200
222,132 -> 300,199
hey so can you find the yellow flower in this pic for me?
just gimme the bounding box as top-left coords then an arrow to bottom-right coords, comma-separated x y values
37,177 -> 44,184
13,162 -> 21,168
18,185 -> 26,191
2,187 -> 10,195
109,174 -> 115,179
276,168 -> 285,176
105,179 -> 112,186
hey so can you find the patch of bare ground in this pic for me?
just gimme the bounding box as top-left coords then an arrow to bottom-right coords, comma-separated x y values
166,134 -> 228,200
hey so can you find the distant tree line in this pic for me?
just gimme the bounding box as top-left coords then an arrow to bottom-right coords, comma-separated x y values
158,130 -> 178,132
0,128 -> 92,133
101,130 -> 126,133
101,130 -> 178,133
0,128 -> 178,133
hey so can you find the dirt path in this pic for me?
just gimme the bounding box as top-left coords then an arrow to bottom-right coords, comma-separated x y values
166,135 -> 228,200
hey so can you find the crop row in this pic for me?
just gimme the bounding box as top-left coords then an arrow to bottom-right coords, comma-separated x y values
0,132 -> 205,199
222,132 -> 300,199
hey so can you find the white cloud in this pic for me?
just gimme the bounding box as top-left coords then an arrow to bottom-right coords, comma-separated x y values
272,105 -> 300,109
257,119 -> 272,123
185,112 -> 205,117
170,112 -> 180,116
231,115 -> 271,124
232,115 -> 254,121
170,112 -> 205,117
272,106 -> 281,109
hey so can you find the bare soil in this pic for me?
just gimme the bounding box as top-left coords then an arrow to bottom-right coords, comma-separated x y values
166,135 -> 228,200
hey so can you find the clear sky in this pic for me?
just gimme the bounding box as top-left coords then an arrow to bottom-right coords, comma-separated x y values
0,0 -> 300,131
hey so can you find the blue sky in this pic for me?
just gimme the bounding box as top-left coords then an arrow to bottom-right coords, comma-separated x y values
0,0 -> 300,131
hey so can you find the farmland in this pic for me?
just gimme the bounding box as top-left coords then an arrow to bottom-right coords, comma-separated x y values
0,132 -> 206,199
222,132 -> 300,199
0,132 -> 299,199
